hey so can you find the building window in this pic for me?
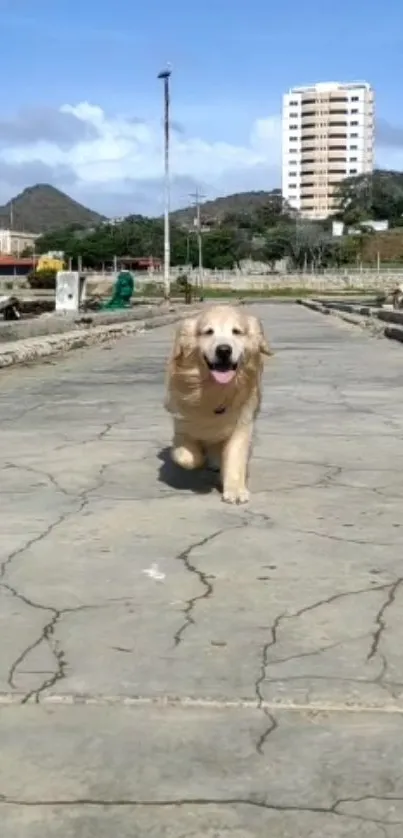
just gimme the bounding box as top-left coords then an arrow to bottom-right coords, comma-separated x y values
289,124 -> 298,129
349,168 -> 358,174
289,136 -> 297,141
350,156 -> 357,162
288,184 -> 297,189
350,145 -> 358,149
351,108 -> 358,114
289,100 -> 298,106
289,172 -> 297,177
350,133 -> 358,138
351,96 -> 359,101
290,112 -> 298,117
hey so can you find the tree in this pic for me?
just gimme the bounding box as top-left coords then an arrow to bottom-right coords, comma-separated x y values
263,226 -> 293,266
202,228 -> 247,270
253,194 -> 292,233
335,169 -> 403,226
287,223 -> 335,270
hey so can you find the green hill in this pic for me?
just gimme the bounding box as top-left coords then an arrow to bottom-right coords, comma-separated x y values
0,184 -> 105,234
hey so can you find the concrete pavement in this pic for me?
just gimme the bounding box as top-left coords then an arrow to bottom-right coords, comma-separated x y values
1,304 -> 403,836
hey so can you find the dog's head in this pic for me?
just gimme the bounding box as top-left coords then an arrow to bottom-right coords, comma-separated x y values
171,305 -> 273,385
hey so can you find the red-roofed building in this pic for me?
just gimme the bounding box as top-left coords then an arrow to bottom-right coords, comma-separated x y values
0,256 -> 36,276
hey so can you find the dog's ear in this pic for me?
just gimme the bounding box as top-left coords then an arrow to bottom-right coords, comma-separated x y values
246,315 -> 274,356
172,316 -> 197,360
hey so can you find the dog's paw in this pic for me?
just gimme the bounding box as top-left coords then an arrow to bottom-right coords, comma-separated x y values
222,486 -> 250,505
172,445 -> 204,470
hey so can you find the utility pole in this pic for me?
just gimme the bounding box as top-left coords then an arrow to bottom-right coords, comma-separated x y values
158,65 -> 172,300
189,187 -> 205,293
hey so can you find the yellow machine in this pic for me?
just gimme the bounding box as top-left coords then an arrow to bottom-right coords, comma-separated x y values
36,254 -> 65,272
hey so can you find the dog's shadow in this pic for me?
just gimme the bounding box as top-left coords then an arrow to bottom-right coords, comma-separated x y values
157,447 -> 220,495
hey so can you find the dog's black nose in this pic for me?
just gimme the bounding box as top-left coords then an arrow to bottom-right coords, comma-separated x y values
216,343 -> 232,361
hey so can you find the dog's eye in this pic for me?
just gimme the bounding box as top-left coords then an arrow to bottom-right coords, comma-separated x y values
232,327 -> 243,336
203,327 -> 214,336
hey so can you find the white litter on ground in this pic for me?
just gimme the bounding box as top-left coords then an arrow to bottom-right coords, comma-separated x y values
142,563 -> 165,581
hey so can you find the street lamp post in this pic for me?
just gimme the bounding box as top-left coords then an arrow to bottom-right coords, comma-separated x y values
158,67 -> 172,300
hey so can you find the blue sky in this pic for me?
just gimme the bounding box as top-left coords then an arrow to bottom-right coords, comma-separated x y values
1,0 -> 403,215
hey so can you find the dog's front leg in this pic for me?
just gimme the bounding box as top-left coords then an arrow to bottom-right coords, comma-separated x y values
221,424 -> 252,504
171,429 -> 205,470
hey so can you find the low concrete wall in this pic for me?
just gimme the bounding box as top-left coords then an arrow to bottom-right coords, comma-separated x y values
0,306 -> 202,368
124,271 -> 403,291
2,269 -> 403,296
0,304 -> 172,344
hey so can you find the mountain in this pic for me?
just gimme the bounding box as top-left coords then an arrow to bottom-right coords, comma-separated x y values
0,184 -> 106,234
170,189 -> 283,227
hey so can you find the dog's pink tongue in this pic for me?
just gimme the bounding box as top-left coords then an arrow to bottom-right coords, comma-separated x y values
211,369 -> 236,385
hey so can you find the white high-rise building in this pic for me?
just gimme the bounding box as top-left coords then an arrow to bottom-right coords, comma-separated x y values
282,82 -> 374,219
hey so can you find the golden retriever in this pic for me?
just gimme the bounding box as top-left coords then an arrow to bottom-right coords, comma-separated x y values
164,304 -> 273,503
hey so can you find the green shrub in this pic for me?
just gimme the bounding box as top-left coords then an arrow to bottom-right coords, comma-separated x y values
27,269 -> 57,289
141,281 -> 164,296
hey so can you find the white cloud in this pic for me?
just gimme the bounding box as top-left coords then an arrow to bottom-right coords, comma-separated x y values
0,102 -> 282,215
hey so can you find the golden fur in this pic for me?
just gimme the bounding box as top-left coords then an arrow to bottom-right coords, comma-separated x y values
165,304 -> 273,503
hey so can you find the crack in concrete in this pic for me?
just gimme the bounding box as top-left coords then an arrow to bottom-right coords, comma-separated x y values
277,583 -> 392,626
0,464 -> 110,702
0,793 -> 400,825
53,416 -> 135,452
292,526 -> 392,547
11,610 -> 66,704
3,584 -> 100,703
252,582 -> 396,732
54,422 -> 114,452
173,524 -> 246,647
0,402 -> 44,425
2,461 -> 72,498
254,613 -> 284,754
367,578 -> 403,667
264,633 -> 371,670
0,503 -> 82,583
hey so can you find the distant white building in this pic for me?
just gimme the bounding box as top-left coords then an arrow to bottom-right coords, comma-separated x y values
0,228 -> 39,255
282,81 -> 374,220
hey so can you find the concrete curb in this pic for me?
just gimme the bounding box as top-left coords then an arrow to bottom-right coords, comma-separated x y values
0,307 -> 202,369
297,298 -> 403,345
297,297 -> 384,333
0,303 -> 183,344
384,325 -> 403,344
